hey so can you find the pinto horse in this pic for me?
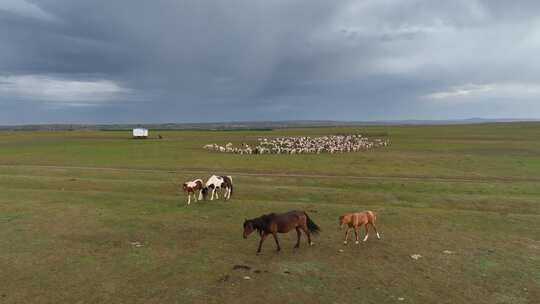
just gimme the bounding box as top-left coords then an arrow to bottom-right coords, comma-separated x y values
182,179 -> 203,205
339,211 -> 381,244
202,175 -> 233,200
243,210 -> 320,254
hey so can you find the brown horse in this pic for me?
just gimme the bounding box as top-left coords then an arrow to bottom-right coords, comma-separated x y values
339,211 -> 381,244
243,210 -> 320,254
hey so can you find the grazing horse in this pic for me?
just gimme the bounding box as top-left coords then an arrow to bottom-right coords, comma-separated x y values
243,210 -> 320,254
202,175 -> 233,200
182,179 -> 203,205
339,211 -> 381,244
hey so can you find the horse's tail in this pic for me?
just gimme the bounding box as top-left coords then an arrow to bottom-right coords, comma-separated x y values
368,211 -> 377,224
226,176 -> 233,197
305,213 -> 320,235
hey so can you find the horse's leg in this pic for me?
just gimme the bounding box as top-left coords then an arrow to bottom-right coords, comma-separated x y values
363,223 -> 370,242
294,227 -> 301,248
215,188 -> 219,199
272,232 -> 281,252
354,226 -> 359,244
194,191 -> 198,202
257,233 -> 268,254
187,193 -> 191,205
210,188 -> 215,200
301,225 -> 313,245
344,227 -> 350,244
371,223 -> 381,239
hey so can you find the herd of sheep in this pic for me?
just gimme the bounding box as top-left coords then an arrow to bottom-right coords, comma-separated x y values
203,134 -> 389,154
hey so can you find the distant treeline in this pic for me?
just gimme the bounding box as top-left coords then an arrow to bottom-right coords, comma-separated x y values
0,119 -> 537,131
0,121 -> 364,131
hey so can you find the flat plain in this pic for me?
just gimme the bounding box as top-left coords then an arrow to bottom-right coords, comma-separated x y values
0,123 -> 539,303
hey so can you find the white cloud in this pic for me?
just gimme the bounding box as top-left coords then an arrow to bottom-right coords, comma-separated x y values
426,84 -> 494,99
425,83 -> 540,102
0,0 -> 56,21
0,75 -> 129,104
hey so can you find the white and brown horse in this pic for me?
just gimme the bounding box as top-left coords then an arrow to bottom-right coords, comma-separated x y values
202,175 -> 233,200
339,211 -> 381,244
182,179 -> 203,205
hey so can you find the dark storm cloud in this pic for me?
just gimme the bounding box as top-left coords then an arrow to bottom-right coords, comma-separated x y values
0,0 -> 539,124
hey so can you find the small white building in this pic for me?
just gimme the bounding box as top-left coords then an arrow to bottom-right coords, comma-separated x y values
132,128 -> 148,138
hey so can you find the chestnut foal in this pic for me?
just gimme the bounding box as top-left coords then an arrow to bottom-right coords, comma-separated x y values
339,211 -> 381,244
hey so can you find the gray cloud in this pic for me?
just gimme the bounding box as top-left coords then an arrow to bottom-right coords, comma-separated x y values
0,0 -> 539,124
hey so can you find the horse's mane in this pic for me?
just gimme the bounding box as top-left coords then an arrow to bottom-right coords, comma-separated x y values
250,213 -> 276,233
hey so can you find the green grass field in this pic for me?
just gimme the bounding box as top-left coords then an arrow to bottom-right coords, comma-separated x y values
0,123 -> 539,303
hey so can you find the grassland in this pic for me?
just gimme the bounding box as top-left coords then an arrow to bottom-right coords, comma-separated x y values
0,123 -> 539,303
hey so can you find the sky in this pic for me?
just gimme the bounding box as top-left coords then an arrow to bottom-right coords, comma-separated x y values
1,0 -> 539,124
